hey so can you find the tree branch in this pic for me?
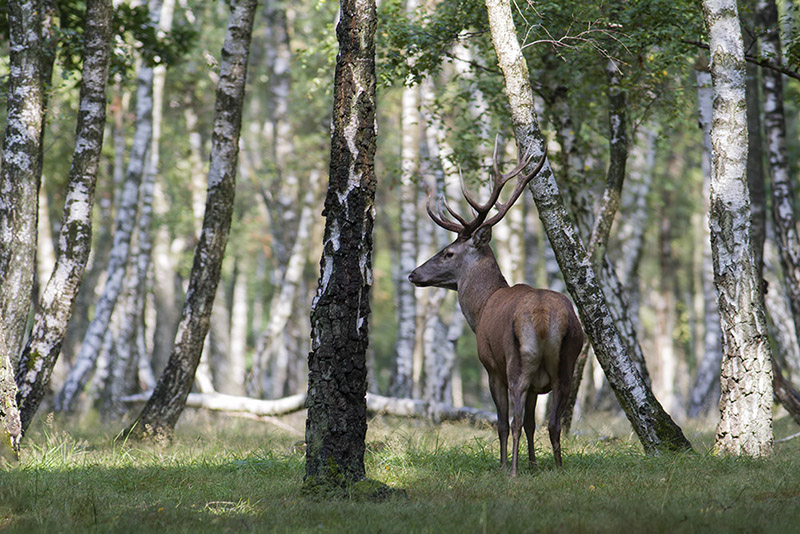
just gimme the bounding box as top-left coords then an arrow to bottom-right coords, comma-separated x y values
683,39 -> 800,81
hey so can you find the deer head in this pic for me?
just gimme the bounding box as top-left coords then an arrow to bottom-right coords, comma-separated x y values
408,138 -> 546,291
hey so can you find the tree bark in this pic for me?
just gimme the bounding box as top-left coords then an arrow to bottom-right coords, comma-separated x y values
15,0 -> 113,430
129,0 -> 257,438
304,0 -> 377,487
392,0 -> 420,398
55,0 -> 164,413
759,0 -> 800,349
484,0 -> 691,454
0,0 -> 46,451
0,0 -> 44,368
702,0 -> 773,456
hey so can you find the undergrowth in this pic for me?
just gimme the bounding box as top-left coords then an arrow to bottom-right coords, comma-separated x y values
1,410 -> 799,533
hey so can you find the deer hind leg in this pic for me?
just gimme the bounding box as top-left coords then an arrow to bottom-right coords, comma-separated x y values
549,328 -> 582,468
509,383 -> 528,477
488,375 -> 509,470
524,390 -> 537,469
548,381 -> 567,468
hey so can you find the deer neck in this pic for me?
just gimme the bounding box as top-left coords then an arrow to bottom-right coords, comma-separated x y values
457,254 -> 509,332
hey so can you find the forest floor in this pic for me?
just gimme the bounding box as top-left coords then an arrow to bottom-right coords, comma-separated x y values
1,408 -> 799,533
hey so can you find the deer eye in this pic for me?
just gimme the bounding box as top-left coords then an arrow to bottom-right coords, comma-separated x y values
444,250 -> 455,259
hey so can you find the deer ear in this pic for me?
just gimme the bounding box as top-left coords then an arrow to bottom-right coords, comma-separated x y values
472,226 -> 492,248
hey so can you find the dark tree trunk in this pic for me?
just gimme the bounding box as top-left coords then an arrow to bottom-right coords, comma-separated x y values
304,0 -> 378,488
128,0 -> 257,438
15,0 -> 113,434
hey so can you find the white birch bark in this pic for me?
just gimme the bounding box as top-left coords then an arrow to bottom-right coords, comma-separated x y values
56,0 -> 163,413
392,0 -> 419,398
484,0 -> 691,453
0,0 -> 44,374
103,0 -> 174,416
702,0 -> 773,456
758,0 -> 800,346
15,0 -> 113,432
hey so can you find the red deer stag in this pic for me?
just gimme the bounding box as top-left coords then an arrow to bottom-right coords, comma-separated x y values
408,141 -> 584,476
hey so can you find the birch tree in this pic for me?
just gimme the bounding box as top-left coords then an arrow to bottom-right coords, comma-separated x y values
0,0 -> 45,452
15,0 -> 114,433
304,0 -> 378,489
101,0 -> 176,419
758,0 -> 800,343
129,0 -> 257,438
483,0 -> 691,454
0,0 -> 44,366
56,0 -> 164,413
701,0 -> 773,456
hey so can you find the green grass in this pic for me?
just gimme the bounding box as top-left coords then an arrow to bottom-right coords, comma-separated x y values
1,411 -> 799,533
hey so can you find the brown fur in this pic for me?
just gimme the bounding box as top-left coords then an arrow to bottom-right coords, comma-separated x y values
409,228 -> 584,475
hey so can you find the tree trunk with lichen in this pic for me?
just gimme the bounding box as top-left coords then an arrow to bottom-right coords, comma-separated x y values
702,0 -> 773,457
484,0 -> 691,454
128,0 -> 257,438
0,0 -> 45,454
304,0 -> 377,489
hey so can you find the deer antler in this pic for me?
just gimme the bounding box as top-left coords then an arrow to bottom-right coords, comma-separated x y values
427,137 -> 546,238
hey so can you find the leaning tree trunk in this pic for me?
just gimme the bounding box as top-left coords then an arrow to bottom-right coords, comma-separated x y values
0,0 -> 45,453
484,0 -> 692,454
304,0 -> 377,489
128,0 -> 257,438
15,0 -> 113,434
55,0 -> 163,413
702,0 -> 773,457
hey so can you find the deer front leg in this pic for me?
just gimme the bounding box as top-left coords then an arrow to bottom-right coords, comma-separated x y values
488,376 -> 509,470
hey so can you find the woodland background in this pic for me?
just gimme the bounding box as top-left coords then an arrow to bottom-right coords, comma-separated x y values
1,0 -> 799,447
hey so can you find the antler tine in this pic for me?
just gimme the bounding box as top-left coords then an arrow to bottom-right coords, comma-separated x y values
483,149 -> 547,229
442,195 -> 471,227
426,191 -> 464,234
459,166 -> 484,214
499,143 -> 536,182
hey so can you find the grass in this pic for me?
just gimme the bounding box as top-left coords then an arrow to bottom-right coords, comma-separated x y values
1,410 -> 799,533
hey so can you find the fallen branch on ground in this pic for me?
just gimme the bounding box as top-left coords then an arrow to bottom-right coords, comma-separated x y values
122,391 -> 497,426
